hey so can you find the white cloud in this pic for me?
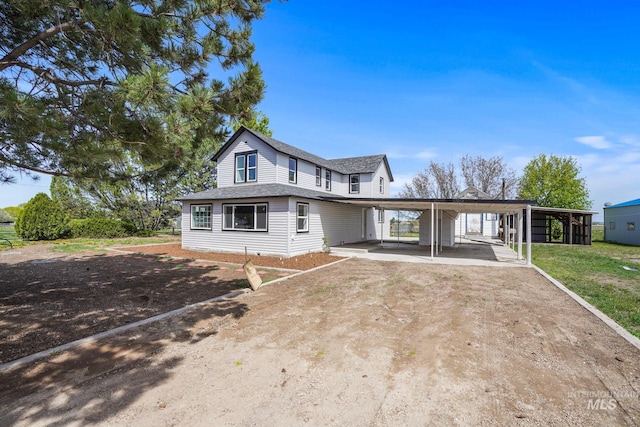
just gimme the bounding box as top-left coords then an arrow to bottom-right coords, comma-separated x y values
574,135 -> 613,150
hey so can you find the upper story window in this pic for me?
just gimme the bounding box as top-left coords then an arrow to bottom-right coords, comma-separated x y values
289,158 -> 297,183
235,152 -> 257,183
350,174 -> 360,193
315,166 -> 322,186
379,177 -> 384,194
325,170 -> 331,191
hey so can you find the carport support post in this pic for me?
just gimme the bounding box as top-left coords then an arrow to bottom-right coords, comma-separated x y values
430,202 -> 434,260
517,210 -> 523,260
526,204 -> 532,266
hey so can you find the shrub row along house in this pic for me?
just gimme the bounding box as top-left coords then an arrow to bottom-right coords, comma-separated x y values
178,127 -> 393,257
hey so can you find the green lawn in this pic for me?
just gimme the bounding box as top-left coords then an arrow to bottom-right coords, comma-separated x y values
532,239 -> 640,338
49,235 -> 180,253
0,224 -> 20,247
0,223 -> 179,252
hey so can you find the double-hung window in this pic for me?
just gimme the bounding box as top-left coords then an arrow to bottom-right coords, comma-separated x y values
289,158 -> 297,183
191,204 -> 212,230
235,152 -> 257,183
315,166 -> 322,186
325,170 -> 332,191
297,203 -> 309,232
350,174 -> 360,193
379,177 -> 384,194
223,203 -> 268,231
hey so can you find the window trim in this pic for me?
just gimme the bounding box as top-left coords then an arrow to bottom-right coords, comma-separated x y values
190,204 -> 212,230
234,151 -> 257,183
289,157 -> 297,183
325,170 -> 332,191
349,174 -> 360,194
296,202 -> 309,233
222,203 -> 268,231
315,166 -> 322,186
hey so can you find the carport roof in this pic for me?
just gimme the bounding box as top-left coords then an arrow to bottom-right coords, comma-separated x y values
325,197 -> 538,214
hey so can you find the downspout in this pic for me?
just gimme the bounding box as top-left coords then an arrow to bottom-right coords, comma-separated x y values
287,199 -> 291,257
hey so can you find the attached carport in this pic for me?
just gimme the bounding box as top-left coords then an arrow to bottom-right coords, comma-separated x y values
326,197 -> 537,266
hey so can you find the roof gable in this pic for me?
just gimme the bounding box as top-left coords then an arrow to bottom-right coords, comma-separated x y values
455,186 -> 493,200
212,126 -> 393,179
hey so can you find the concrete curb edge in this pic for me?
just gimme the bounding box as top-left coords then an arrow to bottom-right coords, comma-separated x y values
533,265 -> 640,352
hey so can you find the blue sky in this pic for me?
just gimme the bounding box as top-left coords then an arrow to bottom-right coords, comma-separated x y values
4,1 -> 640,221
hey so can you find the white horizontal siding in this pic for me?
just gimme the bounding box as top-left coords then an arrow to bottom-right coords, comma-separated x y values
216,130 -> 277,188
371,162 -> 391,197
365,207 -> 392,240
181,198 -> 289,257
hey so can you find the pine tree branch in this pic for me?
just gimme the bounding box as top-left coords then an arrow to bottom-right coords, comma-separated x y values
6,61 -> 113,87
0,152 -> 74,178
0,22 -> 76,72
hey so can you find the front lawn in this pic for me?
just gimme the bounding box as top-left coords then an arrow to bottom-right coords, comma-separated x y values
532,241 -> 640,338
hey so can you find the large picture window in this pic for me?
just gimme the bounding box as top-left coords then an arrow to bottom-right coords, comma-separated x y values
350,174 -> 360,193
235,152 -> 257,183
223,203 -> 268,231
297,203 -> 309,232
191,204 -> 212,230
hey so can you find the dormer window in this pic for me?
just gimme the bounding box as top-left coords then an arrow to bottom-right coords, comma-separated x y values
325,170 -> 331,191
235,152 -> 257,183
350,174 -> 360,193
315,166 -> 322,186
289,157 -> 297,183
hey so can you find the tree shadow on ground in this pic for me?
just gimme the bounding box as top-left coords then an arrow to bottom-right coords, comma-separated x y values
0,252 -> 254,363
0,291 -> 249,426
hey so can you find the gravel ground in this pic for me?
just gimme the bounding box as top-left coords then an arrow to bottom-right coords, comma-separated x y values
1,249 -> 639,426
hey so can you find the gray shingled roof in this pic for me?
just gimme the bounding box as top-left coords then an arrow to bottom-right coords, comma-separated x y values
213,127 -> 393,180
177,183 -> 347,201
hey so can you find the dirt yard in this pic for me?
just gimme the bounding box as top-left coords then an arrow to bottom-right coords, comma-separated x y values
0,244 -> 341,363
1,245 -> 640,426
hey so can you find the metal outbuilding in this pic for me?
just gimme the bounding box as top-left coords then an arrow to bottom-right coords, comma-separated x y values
604,198 -> 640,246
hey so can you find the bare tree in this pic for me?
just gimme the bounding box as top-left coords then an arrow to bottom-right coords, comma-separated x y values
398,161 -> 460,198
459,155 -> 518,199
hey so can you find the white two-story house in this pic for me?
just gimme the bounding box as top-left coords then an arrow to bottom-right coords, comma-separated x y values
178,126 -> 394,257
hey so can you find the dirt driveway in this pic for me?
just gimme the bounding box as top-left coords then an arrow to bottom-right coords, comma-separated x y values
2,249 -> 640,425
